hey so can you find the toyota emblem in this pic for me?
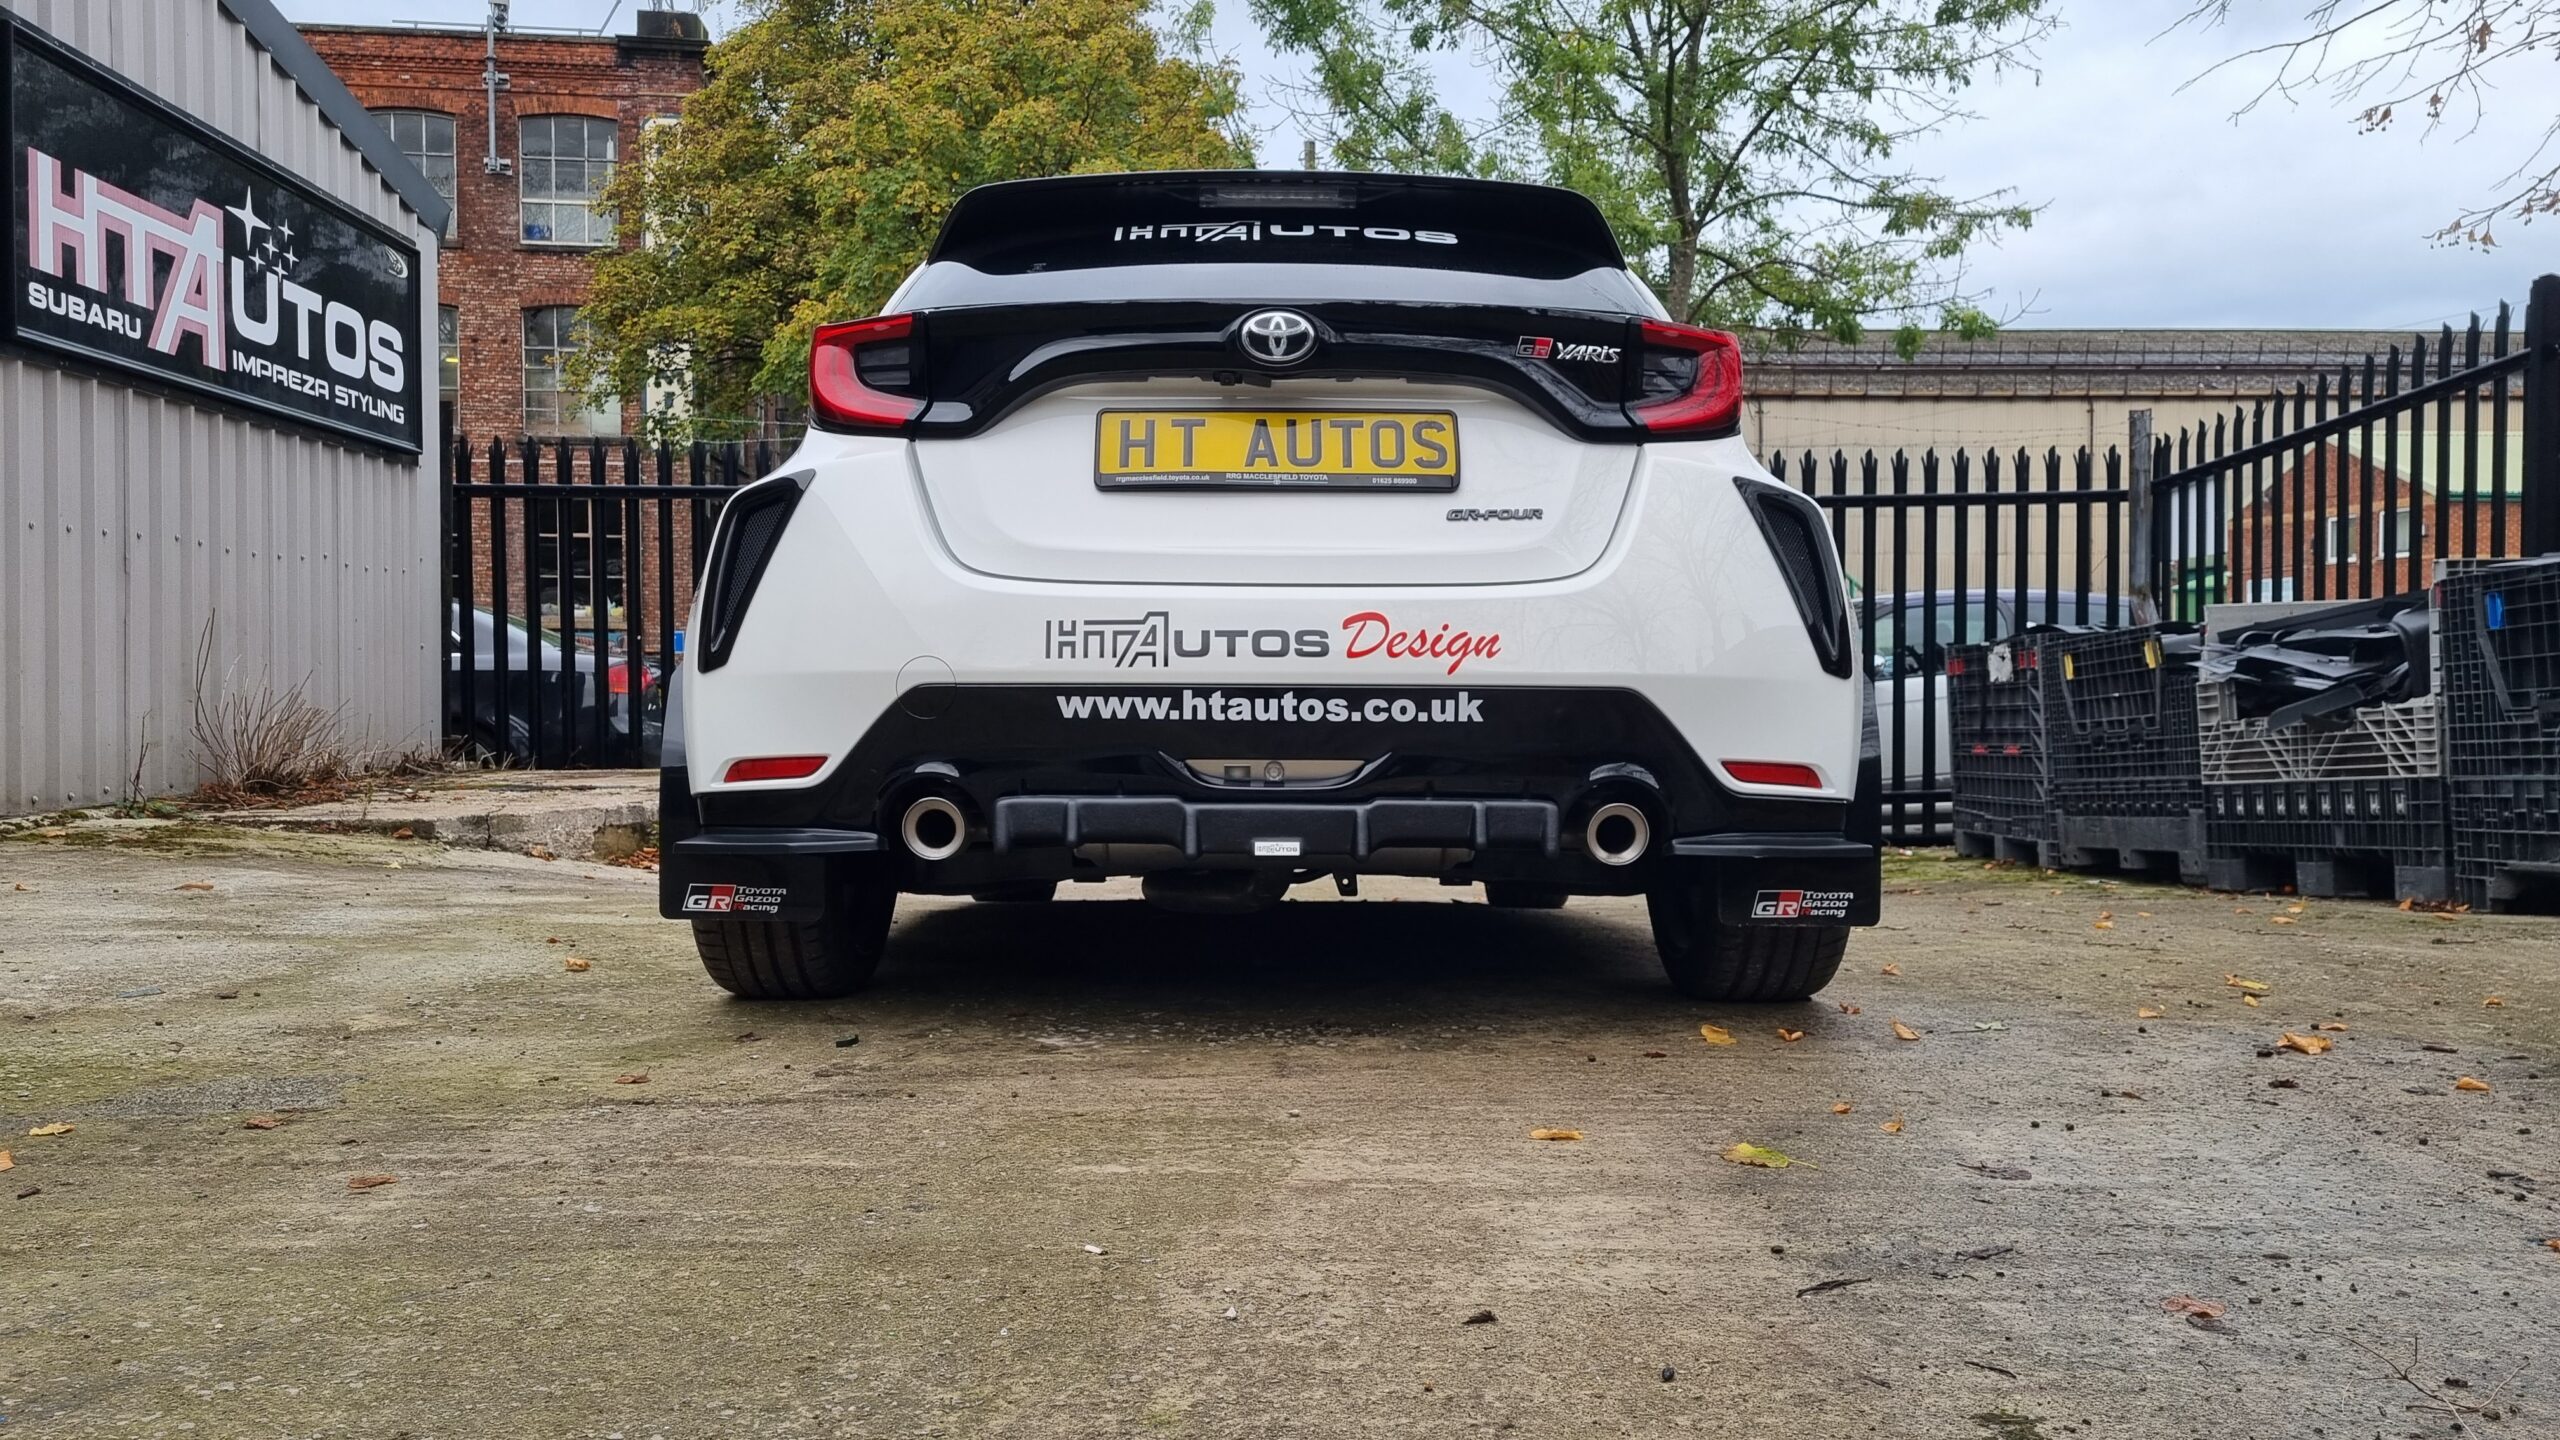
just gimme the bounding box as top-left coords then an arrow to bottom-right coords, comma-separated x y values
1237,309 -> 1317,367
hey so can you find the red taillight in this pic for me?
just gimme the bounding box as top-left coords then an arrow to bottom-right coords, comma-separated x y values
1629,320 -> 1743,434
606,661 -> 630,695
723,754 -> 828,784
810,313 -> 924,431
1723,759 -> 1823,789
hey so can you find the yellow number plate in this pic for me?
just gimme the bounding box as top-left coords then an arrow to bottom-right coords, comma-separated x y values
1094,409 -> 1459,491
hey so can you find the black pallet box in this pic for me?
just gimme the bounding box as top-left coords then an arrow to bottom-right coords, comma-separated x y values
2051,625 -> 2206,881
2203,777 -> 2451,901
2438,556 -> 2560,910
1948,633 -> 2061,866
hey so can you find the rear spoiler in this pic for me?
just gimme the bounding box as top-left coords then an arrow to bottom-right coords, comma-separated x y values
925,170 -> 1631,281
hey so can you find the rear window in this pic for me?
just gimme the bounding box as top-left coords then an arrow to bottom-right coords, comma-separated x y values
901,171 -> 1665,315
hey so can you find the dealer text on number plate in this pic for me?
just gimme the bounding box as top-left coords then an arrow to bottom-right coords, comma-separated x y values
1094,410 -> 1460,491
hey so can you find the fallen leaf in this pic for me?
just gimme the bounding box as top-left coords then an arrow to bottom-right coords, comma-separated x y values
2136,1007 -> 2165,1019
613,1072 -> 648,1085
1530,1128 -> 1583,1142
2276,1032 -> 2332,1055
1698,1024 -> 1735,1046
546,936 -> 562,944
2454,1076 -> 2492,1092
391,826 -> 415,840
1831,1102 -> 1854,1115
0,1150 -> 11,1171
176,880 -> 215,891
2544,1239 -> 2560,1253
2243,994 -> 2262,1007
10,882 -> 28,891
1461,1309 -> 1497,1325
2092,919 -> 2115,930
2399,897 -> 2416,911
347,1174 -> 397,1191
2096,910 -> 2113,921
1891,1019 -> 1922,1042
1881,1115 -> 1905,1134
2136,910 -> 2154,918
1720,1142 -> 1806,1169
242,1116 -> 280,1130
1777,1027 -> 1805,1043
2224,975 -> 2271,995
2159,1294 -> 2226,1319
26,1123 -> 72,1137
562,957 -> 591,973
2484,995 -> 2505,1007
1880,963 -> 1902,977
2286,902 -> 2306,914
2269,916 -> 2297,926
1836,1001 -> 1861,1015
526,845 -> 556,861
2313,1021 -> 2350,1032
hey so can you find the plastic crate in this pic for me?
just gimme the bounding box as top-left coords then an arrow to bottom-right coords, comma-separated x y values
1948,634 -> 2059,859
2197,685 -> 2439,782
2436,556 -> 2560,909
2052,625 -> 2203,816
2202,777 -> 2450,901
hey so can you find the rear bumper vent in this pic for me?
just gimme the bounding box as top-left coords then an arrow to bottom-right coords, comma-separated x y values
696,474 -> 805,673
1737,477 -> 1853,678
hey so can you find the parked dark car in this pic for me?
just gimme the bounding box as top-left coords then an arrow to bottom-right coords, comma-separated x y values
445,603 -> 663,765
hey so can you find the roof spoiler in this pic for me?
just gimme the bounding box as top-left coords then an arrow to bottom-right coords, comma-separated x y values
925,170 -> 1631,280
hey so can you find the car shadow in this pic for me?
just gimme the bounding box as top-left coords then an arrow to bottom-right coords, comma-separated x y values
862,895 -> 1676,1016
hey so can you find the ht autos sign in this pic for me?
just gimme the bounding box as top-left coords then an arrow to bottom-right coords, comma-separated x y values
3,18 -> 424,452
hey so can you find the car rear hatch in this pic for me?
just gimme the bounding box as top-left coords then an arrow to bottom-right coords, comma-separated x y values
816,172 -> 1740,587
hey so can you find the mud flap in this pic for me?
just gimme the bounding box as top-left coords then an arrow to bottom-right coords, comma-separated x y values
1669,837 -> 1881,927
658,827 -> 882,921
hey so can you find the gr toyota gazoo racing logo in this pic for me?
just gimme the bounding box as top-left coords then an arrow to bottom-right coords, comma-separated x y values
1515,336 -> 1621,363
1752,889 -> 1856,921
683,883 -> 788,916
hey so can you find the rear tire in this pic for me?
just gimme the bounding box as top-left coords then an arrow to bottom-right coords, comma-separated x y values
971,881 -> 1059,903
692,864 -> 896,1000
1483,881 -> 1570,909
1646,866 -> 1846,1002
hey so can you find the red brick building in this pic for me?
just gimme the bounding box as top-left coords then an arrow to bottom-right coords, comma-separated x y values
302,12 -> 709,445
2224,433 -> 2527,604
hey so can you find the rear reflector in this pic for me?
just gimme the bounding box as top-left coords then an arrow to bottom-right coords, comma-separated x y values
811,313 -> 925,431
1723,760 -> 1823,789
1629,320 -> 1743,435
723,755 -> 827,784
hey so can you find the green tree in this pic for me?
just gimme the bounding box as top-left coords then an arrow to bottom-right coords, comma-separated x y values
578,0 -> 1250,436
1254,0 -> 2051,351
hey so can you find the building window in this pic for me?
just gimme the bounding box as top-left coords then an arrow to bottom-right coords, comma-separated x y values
437,305 -> 459,414
2325,507 -> 2424,561
372,110 -> 456,241
519,116 -> 617,247
523,306 -> 619,436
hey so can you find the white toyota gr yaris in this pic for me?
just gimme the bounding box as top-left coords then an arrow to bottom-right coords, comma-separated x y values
658,170 -> 1881,1002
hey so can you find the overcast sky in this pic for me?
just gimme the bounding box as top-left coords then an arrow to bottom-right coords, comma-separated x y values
280,0 -> 2552,331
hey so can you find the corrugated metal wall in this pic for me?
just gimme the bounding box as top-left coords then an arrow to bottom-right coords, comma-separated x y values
0,0 -> 440,812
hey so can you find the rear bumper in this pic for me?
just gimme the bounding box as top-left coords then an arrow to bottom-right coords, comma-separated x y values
660,681 -> 1879,923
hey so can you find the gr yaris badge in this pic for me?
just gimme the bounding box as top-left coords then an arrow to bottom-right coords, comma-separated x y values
1237,309 -> 1317,366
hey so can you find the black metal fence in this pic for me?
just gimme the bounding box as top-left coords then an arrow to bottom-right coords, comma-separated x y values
2144,274 -> 2558,620
1765,446 -> 2131,840
442,437 -> 764,767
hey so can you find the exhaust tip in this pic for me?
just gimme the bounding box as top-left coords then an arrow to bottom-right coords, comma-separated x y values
1585,801 -> 1651,867
900,794 -> 969,862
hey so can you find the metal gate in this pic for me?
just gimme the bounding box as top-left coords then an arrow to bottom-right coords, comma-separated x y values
442,438 -> 763,768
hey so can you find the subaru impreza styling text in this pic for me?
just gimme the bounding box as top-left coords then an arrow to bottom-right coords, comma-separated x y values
657,171 -> 1881,1001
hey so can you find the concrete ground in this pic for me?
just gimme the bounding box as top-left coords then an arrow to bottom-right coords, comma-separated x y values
0,816 -> 2554,1440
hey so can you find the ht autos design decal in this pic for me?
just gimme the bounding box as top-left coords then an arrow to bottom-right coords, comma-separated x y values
7,27 -> 424,449
1112,223 -> 1456,245
1055,689 -> 1487,725
1043,610 -> 1503,676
